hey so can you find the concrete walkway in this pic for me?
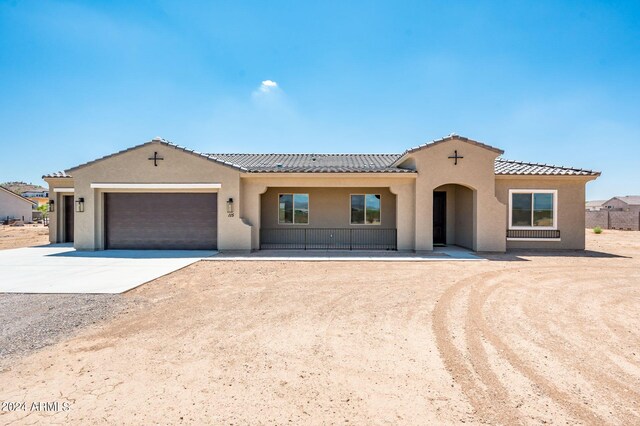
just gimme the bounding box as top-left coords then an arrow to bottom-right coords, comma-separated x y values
0,244 -> 217,294
207,246 -> 485,261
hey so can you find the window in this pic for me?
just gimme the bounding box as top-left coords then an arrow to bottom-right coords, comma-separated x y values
278,193 -> 309,224
350,194 -> 381,225
509,190 -> 557,229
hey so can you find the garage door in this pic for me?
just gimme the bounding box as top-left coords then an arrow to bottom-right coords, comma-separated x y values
105,193 -> 217,250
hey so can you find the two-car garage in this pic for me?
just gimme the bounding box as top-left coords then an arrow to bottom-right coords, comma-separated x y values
104,193 -> 218,250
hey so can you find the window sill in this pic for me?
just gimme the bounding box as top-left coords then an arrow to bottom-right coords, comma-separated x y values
508,227 -> 557,231
507,238 -> 561,242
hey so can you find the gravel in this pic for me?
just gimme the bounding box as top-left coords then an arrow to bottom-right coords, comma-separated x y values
0,294 -> 132,369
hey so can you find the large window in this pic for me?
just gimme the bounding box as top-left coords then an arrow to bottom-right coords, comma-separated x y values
278,193 -> 309,224
509,190 -> 556,229
350,194 -> 381,225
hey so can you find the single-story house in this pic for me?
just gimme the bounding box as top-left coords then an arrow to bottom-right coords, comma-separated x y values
601,196 -> 640,213
21,190 -> 50,207
43,134 -> 600,252
585,200 -> 606,211
0,186 -> 36,223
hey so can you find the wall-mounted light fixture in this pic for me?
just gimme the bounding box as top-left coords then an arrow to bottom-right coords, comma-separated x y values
48,199 -> 55,212
76,197 -> 85,213
226,197 -> 234,214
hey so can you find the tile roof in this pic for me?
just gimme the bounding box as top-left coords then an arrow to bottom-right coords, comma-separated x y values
494,159 -> 600,176
42,136 -> 600,177
611,196 -> 640,205
42,171 -> 72,178
585,200 -> 606,207
206,153 -> 410,173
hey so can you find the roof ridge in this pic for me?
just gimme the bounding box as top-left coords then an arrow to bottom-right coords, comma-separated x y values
0,186 -> 37,204
207,153 -> 402,156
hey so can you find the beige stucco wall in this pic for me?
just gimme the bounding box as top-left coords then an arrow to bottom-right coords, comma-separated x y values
399,138 -> 507,252
42,177 -> 75,244
496,176 -> 595,250
241,174 -> 416,251
63,142 -> 252,251
454,185 -> 474,249
0,189 -> 34,222
260,187 -> 396,229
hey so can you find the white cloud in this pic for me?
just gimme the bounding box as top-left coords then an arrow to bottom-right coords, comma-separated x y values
258,80 -> 278,93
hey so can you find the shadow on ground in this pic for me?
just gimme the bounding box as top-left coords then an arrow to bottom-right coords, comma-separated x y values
483,250 -> 629,261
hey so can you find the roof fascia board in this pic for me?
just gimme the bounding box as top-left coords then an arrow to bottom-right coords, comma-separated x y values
65,139 -> 247,175
0,186 -> 37,205
495,174 -> 599,180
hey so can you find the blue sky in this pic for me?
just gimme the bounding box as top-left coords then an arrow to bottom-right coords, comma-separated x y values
0,0 -> 638,199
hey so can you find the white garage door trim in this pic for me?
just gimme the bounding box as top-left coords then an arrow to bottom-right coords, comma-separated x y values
91,183 -> 221,190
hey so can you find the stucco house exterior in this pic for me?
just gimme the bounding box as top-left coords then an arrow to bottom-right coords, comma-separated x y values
585,200 -> 606,211
0,186 -> 36,223
21,190 -> 50,207
601,196 -> 640,213
43,134 -> 600,252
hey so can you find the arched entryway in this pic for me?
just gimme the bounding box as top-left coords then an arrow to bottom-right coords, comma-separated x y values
433,184 -> 476,250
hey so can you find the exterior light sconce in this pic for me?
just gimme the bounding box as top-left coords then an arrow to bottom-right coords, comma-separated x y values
76,197 -> 85,213
48,199 -> 55,212
226,197 -> 234,216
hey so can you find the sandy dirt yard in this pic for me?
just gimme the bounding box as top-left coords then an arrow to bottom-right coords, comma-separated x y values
1,231 -> 639,425
0,225 -> 49,250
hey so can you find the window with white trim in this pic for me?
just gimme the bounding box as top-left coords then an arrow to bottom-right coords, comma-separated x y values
278,193 -> 309,224
509,190 -> 557,229
350,194 -> 381,225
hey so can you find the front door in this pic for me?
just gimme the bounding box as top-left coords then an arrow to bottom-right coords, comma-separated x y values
433,191 -> 446,246
64,195 -> 74,243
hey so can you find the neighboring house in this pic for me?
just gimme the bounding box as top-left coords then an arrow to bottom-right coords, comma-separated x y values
21,190 -> 50,207
586,196 -> 640,231
43,134 -> 600,252
602,196 -> 640,213
585,200 -> 605,211
0,186 -> 36,223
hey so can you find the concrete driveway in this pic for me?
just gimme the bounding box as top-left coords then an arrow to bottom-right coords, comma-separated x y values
0,244 -> 216,293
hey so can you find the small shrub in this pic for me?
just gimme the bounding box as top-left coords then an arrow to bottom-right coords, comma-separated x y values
593,226 -> 603,234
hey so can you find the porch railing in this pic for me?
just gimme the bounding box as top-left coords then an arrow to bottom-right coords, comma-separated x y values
260,228 -> 397,250
507,229 -> 561,239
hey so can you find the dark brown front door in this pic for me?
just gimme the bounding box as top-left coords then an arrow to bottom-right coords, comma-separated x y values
104,193 -> 217,250
433,191 -> 446,246
64,195 -> 74,243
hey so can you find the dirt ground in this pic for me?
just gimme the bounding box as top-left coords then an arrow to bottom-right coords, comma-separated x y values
0,224 -> 49,250
1,230 -> 639,425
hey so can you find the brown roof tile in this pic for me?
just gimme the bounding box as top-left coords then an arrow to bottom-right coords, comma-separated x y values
42,137 -> 600,177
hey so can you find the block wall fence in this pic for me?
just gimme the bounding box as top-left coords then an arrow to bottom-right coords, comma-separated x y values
585,210 -> 640,231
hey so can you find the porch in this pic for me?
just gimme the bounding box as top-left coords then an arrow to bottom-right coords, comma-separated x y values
258,186 -> 399,251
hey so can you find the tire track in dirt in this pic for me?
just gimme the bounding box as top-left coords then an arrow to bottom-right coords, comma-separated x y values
432,265 -> 632,424
472,270 -> 608,425
432,269 -> 524,425
509,272 -> 640,420
516,267 -> 640,372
